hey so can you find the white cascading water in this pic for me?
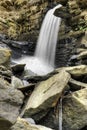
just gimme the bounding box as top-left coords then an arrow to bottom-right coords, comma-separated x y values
35,4 -> 62,68
14,4 -> 62,75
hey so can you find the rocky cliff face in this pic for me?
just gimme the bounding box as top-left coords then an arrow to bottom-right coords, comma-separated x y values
0,0 -> 87,41
0,0 -> 56,40
0,0 -> 87,68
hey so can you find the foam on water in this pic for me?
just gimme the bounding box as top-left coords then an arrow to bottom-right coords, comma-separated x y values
14,56 -> 54,75
14,4 -> 62,75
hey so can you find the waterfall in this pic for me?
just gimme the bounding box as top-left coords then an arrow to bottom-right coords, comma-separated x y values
35,4 -> 62,68
13,4 -> 62,75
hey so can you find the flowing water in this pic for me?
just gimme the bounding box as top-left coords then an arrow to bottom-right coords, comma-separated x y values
35,4 -> 62,67
14,4 -> 62,75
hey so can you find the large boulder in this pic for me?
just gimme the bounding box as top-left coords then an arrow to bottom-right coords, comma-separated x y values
63,88 -> 87,130
0,78 -> 24,130
10,117 -> 53,130
23,70 -> 70,117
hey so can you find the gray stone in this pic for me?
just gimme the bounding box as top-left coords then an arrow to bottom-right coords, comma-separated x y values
11,64 -> 25,74
23,70 -> 70,116
54,6 -> 71,19
0,78 -> 24,130
63,88 -> 87,130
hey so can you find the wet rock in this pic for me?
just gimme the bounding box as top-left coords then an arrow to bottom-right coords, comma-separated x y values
0,34 -> 8,40
23,70 -> 70,117
55,36 -> 77,67
24,75 -> 51,83
63,88 -> 87,130
0,41 -> 10,49
2,39 -> 31,57
18,83 -> 35,94
0,48 -> 11,67
10,117 -> 53,130
54,6 -> 71,19
0,78 -> 24,130
11,64 -> 25,74
2,39 -> 28,49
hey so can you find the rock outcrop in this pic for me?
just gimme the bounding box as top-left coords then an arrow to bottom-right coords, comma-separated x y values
0,78 -> 24,130
0,0 -> 52,40
63,88 -> 87,130
23,71 -> 70,117
0,0 -> 87,41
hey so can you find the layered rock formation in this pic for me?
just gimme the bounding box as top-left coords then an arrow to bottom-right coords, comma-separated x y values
0,0 -> 87,68
0,0 -> 87,41
0,0 -> 53,40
